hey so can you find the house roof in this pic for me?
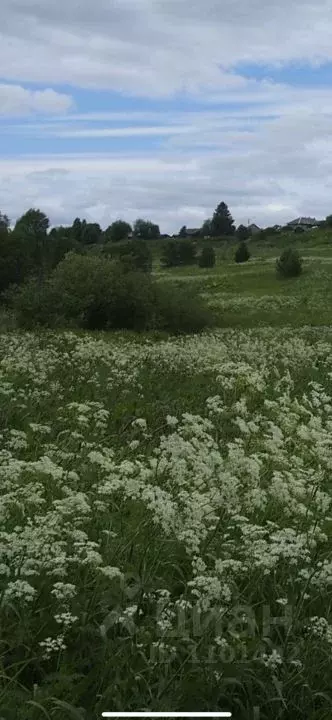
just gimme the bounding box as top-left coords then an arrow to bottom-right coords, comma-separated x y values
186,228 -> 201,236
248,223 -> 260,230
287,217 -> 317,226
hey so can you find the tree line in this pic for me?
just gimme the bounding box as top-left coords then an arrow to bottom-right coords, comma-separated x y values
0,201 -> 238,293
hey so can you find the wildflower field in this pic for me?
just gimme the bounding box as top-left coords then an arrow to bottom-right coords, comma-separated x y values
1,245 -> 332,719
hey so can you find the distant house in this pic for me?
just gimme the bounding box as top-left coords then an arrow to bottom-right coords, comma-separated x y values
287,217 -> 317,232
248,223 -> 261,235
185,228 -> 201,237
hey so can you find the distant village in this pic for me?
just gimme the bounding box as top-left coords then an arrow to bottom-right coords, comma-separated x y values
155,217 -> 321,241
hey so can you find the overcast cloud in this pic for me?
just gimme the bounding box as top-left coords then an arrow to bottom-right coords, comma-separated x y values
1,0 -> 332,230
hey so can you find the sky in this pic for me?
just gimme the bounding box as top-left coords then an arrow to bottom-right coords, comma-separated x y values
1,0 -> 332,232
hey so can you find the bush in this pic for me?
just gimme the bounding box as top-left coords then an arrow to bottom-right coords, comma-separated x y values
11,252 -> 212,335
198,246 -> 216,268
6,278 -> 64,329
276,247 -> 303,278
161,239 -> 197,268
153,283 -> 212,335
11,253 -> 154,331
103,239 -> 152,273
235,242 -> 250,263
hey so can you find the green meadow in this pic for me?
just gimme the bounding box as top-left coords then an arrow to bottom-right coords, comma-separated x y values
1,230 -> 332,719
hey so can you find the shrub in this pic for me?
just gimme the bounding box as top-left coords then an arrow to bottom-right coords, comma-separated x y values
11,253 -> 154,331
103,239 -> 152,273
161,239 -> 197,268
153,283 -> 212,335
276,247 -> 303,278
198,246 -> 216,268
11,252 -> 212,335
235,242 -> 250,263
7,278 -> 63,329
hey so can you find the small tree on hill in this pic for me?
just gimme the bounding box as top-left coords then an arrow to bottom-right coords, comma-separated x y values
104,220 -> 132,243
134,219 -> 160,240
198,246 -> 216,268
103,238 -> 152,273
235,242 -> 250,263
276,248 -> 302,278
161,239 -> 197,268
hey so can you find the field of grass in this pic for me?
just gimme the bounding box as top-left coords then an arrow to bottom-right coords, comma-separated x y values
1,235 -> 332,719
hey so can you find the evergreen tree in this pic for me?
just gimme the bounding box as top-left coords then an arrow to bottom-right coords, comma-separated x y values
210,202 -> 235,237
235,242 -> 250,263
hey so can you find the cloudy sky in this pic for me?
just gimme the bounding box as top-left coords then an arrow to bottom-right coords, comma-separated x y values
1,0 -> 332,232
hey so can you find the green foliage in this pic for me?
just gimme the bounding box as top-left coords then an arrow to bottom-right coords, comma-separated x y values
11,252 -> 210,334
276,247 -> 303,278
153,283 -> 212,334
0,211 -> 10,230
70,218 -> 102,245
14,208 -> 50,282
0,223 -> 32,294
257,226 -> 280,241
161,238 -> 197,267
14,208 -> 49,236
103,238 -> 152,273
210,201 -> 235,237
6,276 -> 62,328
201,219 -> 212,236
48,227 -> 80,269
236,224 -> 251,241
104,220 -> 132,243
178,225 -> 187,238
133,218 -> 160,240
198,246 -> 216,268
235,241 -> 250,263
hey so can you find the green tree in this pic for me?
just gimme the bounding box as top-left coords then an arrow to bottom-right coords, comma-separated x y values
103,239 -> 152,273
325,215 -> 332,228
134,219 -> 160,240
70,218 -> 101,245
235,242 -> 250,263
179,225 -> 187,238
198,246 -> 216,268
0,222 -> 32,293
81,222 -> 102,245
201,219 -> 212,237
104,220 -> 132,243
161,239 -> 197,268
0,212 -> 10,231
236,224 -> 250,242
15,208 -> 49,237
71,218 -> 84,243
48,226 -> 79,268
210,202 -> 235,237
14,208 -> 50,283
276,248 -> 302,278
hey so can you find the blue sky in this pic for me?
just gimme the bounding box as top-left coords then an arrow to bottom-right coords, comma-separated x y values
1,0 -> 332,231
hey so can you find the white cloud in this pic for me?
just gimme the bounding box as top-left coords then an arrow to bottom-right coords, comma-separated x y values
1,0 -> 332,94
1,111 -> 331,232
0,83 -> 74,116
1,0 -> 332,227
